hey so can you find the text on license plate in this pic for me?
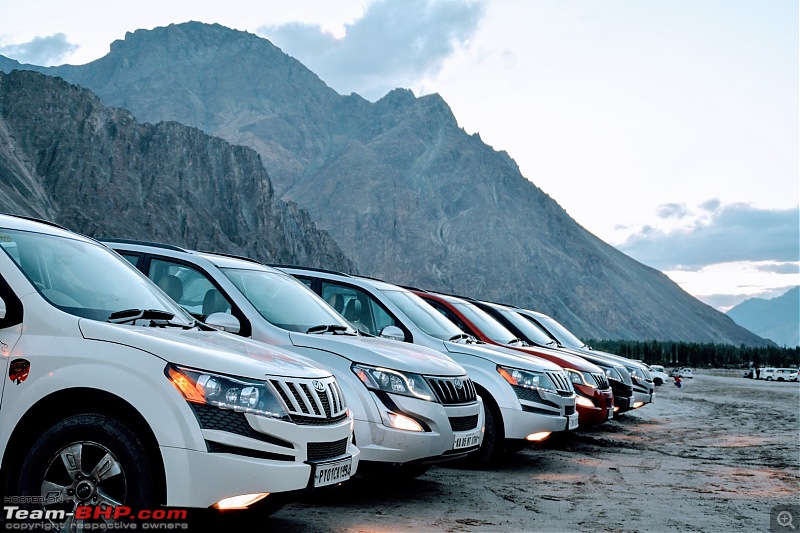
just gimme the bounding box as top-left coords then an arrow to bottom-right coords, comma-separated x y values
567,415 -> 579,430
607,407 -> 614,419
454,430 -> 482,450
313,457 -> 353,488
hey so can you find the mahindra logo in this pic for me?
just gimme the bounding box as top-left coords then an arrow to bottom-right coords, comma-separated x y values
453,378 -> 463,389
312,380 -> 325,392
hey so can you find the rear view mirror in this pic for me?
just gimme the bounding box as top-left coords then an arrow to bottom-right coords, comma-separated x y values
205,313 -> 240,334
0,296 -> 6,320
379,325 -> 405,342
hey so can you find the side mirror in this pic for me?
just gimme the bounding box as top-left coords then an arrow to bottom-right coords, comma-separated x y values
205,313 -> 240,334
379,325 -> 405,342
0,296 -> 6,320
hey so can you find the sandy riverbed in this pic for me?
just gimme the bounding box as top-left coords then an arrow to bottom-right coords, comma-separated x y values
226,374 -> 799,532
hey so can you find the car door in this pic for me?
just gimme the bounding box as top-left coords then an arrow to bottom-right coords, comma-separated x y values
0,244 -> 28,407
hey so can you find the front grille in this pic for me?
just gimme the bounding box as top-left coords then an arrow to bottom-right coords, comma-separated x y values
190,404 -> 293,448
269,377 -> 348,425
449,414 -> 479,432
307,437 -> 349,461
565,405 -> 575,416
545,371 -> 574,396
426,376 -> 477,404
591,373 -> 610,390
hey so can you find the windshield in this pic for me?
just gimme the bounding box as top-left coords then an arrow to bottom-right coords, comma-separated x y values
381,289 -> 463,340
529,313 -> 585,349
452,302 -> 518,344
494,307 -> 558,345
221,268 -> 353,333
0,228 -> 191,323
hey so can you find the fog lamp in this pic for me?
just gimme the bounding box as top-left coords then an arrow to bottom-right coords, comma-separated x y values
575,396 -> 594,408
387,412 -> 424,432
213,493 -> 269,510
633,401 -> 645,408
525,431 -> 551,442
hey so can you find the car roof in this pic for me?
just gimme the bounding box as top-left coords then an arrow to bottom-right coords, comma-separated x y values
0,213 -> 92,243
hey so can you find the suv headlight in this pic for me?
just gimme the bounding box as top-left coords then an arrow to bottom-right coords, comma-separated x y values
352,364 -> 435,401
497,365 -> 557,392
601,365 -> 623,382
565,368 -> 596,388
167,364 -> 289,420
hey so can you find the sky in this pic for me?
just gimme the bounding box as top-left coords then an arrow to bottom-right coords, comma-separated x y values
0,0 -> 797,311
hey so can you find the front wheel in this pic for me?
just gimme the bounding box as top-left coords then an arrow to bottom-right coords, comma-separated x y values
653,378 -> 663,386
462,399 -> 503,468
767,377 -> 773,381
17,413 -> 157,527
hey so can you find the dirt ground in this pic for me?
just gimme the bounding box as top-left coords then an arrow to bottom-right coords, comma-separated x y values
227,374 -> 799,532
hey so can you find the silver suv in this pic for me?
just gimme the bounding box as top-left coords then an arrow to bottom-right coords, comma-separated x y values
105,241 -> 484,476
279,267 -> 579,466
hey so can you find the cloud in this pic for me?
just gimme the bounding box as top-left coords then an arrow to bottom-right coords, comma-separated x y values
756,263 -> 800,275
656,203 -> 690,219
619,203 -> 800,270
259,0 -> 486,100
700,198 -> 721,212
0,33 -> 78,66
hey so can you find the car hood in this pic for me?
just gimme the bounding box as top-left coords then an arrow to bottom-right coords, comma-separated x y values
510,345 -> 603,373
288,332 -> 465,376
79,320 -> 329,380
444,340 -> 564,372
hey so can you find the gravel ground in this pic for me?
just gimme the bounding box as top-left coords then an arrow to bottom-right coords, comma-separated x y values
221,374 -> 799,532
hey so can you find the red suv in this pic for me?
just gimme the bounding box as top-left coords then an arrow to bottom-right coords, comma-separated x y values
414,291 -> 614,427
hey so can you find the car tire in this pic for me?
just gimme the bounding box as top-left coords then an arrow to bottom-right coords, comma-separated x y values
767,377 -> 773,381
463,398 -> 503,468
654,378 -> 663,386
17,413 -> 157,522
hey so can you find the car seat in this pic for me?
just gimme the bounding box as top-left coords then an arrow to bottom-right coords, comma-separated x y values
202,288 -> 229,316
157,275 -> 184,303
327,293 -> 345,313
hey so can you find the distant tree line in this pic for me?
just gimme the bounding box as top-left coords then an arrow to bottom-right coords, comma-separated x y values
586,340 -> 800,369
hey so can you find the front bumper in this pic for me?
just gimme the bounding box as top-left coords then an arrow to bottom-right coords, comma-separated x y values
353,392 -> 484,465
574,385 -> 614,426
502,387 -> 578,438
162,414 -> 358,507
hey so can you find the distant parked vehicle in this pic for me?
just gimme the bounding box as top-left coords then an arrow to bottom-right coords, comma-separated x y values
671,368 -> 693,378
647,365 -> 670,386
759,368 -> 799,382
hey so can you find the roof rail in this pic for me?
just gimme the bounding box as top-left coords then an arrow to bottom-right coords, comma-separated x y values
1,213 -> 69,231
101,238 -> 188,253
270,264 -> 353,277
199,250 -> 263,265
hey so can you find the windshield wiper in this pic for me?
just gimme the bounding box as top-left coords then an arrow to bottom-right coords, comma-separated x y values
107,308 -> 175,325
449,333 -> 481,344
508,338 -> 529,347
306,324 -> 352,335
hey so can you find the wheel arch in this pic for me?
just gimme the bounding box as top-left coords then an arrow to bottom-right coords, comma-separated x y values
1,387 -> 166,504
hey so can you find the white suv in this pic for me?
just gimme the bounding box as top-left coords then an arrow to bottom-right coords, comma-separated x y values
105,241 -> 483,476
279,268 -> 578,466
0,216 -> 358,521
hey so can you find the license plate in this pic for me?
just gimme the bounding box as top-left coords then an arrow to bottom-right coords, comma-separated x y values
567,415 -> 579,430
312,456 -> 353,488
453,429 -> 482,450
607,407 -> 614,419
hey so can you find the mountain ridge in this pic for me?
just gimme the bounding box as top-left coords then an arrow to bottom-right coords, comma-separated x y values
0,22 -> 768,345
727,287 -> 799,347
0,69 -> 355,271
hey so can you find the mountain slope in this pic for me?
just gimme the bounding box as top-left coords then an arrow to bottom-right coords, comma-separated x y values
0,23 -> 767,344
0,70 -> 354,271
727,287 -> 800,347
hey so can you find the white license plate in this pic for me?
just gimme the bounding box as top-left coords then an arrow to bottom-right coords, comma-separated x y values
607,407 -> 614,419
567,415 -> 579,430
453,429 -> 482,450
312,456 -> 353,488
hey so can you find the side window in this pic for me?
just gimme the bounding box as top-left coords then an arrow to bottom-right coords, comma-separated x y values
426,300 -> 474,336
148,259 -> 232,318
321,282 -> 396,336
296,277 -> 313,289
118,253 -> 141,268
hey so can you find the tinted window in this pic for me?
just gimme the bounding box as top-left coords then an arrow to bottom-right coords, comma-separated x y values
148,259 -> 232,318
381,289 -> 463,340
321,282 -> 396,336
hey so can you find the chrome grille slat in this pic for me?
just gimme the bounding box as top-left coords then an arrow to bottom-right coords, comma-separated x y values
268,377 -> 348,425
545,371 -> 573,394
424,376 -> 477,405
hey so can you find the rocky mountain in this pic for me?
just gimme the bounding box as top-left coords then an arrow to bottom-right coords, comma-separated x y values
727,287 -> 799,347
0,22 -> 768,344
0,70 -> 354,271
